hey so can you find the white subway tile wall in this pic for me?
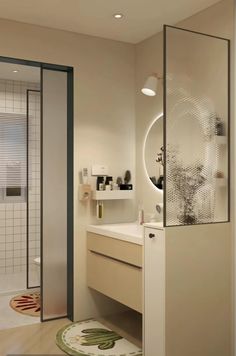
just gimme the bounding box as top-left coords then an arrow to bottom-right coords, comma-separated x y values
0,79 -> 40,276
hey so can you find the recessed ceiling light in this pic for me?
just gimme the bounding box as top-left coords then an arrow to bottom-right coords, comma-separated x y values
113,13 -> 124,19
13,70 -> 19,73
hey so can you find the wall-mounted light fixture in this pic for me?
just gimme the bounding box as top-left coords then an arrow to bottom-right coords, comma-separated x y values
113,13 -> 124,19
141,73 -> 162,97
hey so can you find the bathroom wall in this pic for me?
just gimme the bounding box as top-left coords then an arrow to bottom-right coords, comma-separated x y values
0,19 -> 136,319
0,79 -> 40,278
135,0 -> 234,221
76,38 -> 136,319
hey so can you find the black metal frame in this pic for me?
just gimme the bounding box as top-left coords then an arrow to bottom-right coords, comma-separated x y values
163,25 -> 231,227
0,55 -> 74,322
26,89 -> 41,290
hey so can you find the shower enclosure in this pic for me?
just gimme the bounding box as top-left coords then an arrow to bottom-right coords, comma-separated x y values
0,58 -> 74,323
0,68 -> 41,294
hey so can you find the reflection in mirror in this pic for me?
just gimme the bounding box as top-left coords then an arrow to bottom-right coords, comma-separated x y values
144,115 -> 163,190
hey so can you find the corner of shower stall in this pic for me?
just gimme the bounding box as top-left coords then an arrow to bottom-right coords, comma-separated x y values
0,64 -> 41,329
0,60 -> 73,328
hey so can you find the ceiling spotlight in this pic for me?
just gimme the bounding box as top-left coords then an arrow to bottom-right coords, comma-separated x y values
113,13 -> 124,19
13,70 -> 19,73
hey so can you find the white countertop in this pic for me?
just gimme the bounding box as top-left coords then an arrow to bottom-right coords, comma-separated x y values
87,222 -> 144,245
144,222 -> 164,230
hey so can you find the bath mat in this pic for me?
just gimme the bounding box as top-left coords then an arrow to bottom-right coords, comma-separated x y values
9,292 -> 40,317
56,319 -> 142,356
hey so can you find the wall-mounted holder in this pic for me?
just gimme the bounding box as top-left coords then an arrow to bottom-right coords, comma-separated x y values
79,184 -> 91,201
92,190 -> 134,200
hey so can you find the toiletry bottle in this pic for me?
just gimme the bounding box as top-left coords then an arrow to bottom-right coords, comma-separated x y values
105,184 -> 111,191
82,168 -> 88,184
96,176 -> 104,190
138,205 -> 144,225
96,201 -> 104,219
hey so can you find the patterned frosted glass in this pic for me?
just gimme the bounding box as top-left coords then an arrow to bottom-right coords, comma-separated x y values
164,26 -> 229,226
42,69 -> 67,320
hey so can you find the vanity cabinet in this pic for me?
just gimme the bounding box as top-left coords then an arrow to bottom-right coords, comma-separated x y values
87,232 -> 142,313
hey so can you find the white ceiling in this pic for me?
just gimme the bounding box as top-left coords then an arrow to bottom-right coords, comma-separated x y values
0,62 -> 40,82
0,0 -> 220,43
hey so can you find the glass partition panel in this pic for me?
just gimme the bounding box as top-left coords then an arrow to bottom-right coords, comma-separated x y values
41,69 -> 68,320
164,26 -> 229,226
27,90 -> 41,288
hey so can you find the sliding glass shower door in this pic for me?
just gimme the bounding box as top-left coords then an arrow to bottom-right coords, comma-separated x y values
41,67 -> 73,321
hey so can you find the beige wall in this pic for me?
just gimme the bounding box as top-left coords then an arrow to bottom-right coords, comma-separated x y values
0,18 -> 136,320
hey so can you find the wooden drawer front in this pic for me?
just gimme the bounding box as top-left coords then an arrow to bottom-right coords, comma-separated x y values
87,250 -> 142,313
87,233 -> 142,268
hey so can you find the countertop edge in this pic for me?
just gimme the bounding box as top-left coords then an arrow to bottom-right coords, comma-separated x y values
87,225 -> 143,246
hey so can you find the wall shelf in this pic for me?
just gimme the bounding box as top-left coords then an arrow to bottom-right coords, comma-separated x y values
92,190 -> 134,200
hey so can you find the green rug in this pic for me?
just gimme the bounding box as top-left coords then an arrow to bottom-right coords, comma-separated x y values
56,319 -> 142,356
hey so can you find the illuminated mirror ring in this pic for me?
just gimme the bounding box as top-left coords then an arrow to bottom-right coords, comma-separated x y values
143,113 -> 164,192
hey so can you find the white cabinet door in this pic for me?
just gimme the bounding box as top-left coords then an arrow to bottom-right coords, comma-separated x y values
144,227 -> 165,356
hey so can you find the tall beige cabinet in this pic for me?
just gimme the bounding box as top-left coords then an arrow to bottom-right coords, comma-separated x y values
144,223 -> 231,356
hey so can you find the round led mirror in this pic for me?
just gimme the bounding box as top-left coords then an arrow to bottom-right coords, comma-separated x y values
144,114 -> 164,191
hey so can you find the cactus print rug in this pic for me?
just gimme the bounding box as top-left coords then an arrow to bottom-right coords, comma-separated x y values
56,319 -> 142,356
9,292 -> 40,317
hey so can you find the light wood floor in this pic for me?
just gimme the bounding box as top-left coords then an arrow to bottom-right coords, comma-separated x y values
0,318 -> 70,355
0,311 -> 142,355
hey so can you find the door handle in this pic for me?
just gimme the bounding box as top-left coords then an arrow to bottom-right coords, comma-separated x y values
149,233 -> 155,239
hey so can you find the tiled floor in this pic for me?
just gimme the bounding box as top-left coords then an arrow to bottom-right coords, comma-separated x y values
0,270 -> 39,294
0,291 -> 40,330
0,272 -> 26,294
